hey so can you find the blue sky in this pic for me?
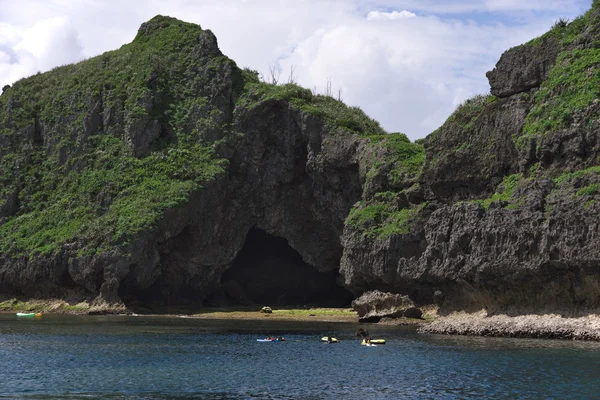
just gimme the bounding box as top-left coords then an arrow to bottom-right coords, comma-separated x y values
0,0 -> 594,139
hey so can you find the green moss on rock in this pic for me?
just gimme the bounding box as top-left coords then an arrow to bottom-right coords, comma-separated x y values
471,173 -> 523,210
346,195 -> 425,240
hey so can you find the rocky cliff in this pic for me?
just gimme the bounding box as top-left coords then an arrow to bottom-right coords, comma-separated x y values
341,3 -> 600,316
2,6 -> 600,315
0,16 -> 385,309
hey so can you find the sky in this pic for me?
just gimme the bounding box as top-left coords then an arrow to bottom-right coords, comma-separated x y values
0,0 -> 593,140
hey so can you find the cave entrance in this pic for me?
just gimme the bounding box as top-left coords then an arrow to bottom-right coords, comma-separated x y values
219,229 -> 353,307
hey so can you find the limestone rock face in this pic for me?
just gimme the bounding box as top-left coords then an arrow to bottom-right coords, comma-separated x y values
420,95 -> 525,200
0,188 -> 18,222
486,36 -> 560,98
0,99 -> 366,306
0,17 -> 370,306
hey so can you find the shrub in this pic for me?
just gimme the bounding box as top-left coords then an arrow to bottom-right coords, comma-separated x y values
576,184 -> 599,197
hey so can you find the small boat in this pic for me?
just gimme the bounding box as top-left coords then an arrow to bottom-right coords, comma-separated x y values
361,338 -> 385,346
257,337 -> 285,342
16,313 -> 42,318
321,336 -> 339,343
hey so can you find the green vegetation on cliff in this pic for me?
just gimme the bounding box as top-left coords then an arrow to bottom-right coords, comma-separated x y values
345,131 -> 425,241
237,80 -> 386,137
0,16 -> 234,256
553,166 -> 600,200
528,10 -> 591,47
423,93 -> 499,171
346,195 -> 425,240
0,138 -> 225,256
576,184 -> 599,197
416,91 -> 510,200
471,173 -> 523,210
383,133 -> 425,182
446,94 -> 497,134
520,47 -> 600,146
554,166 -> 600,185
0,15 -> 390,258
364,133 -> 425,191
517,6 -> 600,147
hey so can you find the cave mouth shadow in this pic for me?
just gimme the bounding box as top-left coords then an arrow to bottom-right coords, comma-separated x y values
214,228 -> 353,308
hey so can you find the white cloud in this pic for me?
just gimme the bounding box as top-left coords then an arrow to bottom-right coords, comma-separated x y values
0,16 -> 83,89
359,0 -> 588,14
367,10 -> 417,20
15,17 -> 83,71
277,12 -> 559,136
0,0 -> 592,138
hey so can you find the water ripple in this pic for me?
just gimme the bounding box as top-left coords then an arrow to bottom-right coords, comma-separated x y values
0,315 -> 599,399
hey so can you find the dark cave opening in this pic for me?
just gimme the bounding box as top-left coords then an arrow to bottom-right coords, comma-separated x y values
218,229 -> 353,307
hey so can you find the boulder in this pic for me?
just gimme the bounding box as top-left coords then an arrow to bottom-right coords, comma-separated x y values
352,290 -> 422,322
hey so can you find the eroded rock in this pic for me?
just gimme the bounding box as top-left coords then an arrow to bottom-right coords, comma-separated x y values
352,290 -> 422,322
486,36 -> 560,98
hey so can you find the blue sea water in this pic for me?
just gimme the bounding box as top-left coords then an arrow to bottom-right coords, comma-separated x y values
0,315 -> 599,399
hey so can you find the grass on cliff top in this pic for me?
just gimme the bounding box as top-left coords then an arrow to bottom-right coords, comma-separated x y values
0,16 -> 233,256
363,133 -> 425,189
425,4 -> 596,151
445,94 -> 497,133
424,94 -> 496,163
383,133 -> 425,183
422,94 -> 497,175
530,0 -> 600,47
526,9 -> 592,47
236,79 -> 386,138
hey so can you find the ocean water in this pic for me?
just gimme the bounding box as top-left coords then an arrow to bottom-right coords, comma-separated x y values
0,315 -> 599,399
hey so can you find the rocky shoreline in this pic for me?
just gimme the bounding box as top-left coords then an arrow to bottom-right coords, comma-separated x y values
420,311 -> 600,341
6,297 -> 600,341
